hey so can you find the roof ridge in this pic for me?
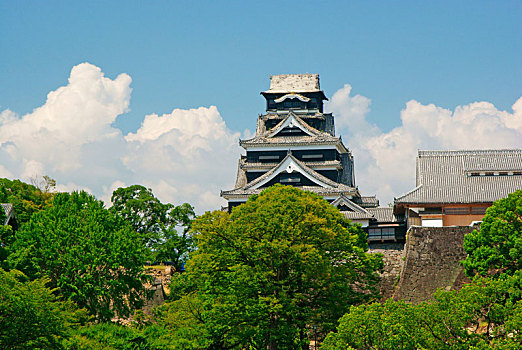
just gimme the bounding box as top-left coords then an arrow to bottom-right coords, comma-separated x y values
419,149 -> 522,157
394,184 -> 423,202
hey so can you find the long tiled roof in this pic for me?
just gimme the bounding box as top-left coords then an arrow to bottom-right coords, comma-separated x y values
339,206 -> 403,222
240,134 -> 342,147
367,207 -> 404,223
395,149 -> 522,204
353,196 -> 379,208
332,195 -> 374,220
222,186 -> 359,199
240,159 -> 342,170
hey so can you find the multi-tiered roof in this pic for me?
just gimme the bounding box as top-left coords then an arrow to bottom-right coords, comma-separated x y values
221,74 -> 379,213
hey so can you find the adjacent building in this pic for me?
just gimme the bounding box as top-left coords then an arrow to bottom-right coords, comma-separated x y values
394,149 -> 522,227
221,74 -> 406,242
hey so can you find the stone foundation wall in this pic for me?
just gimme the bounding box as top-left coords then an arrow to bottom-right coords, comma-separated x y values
368,242 -> 405,300
392,225 -> 476,304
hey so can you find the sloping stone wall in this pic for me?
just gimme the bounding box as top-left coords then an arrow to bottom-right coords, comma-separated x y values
392,225 -> 476,304
368,242 -> 405,300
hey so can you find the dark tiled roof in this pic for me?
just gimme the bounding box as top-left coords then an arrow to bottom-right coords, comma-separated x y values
367,207 -> 404,223
395,149 -> 522,204
353,196 -> 379,208
340,207 -> 404,222
342,211 -> 374,220
241,134 -> 341,146
222,186 -> 359,199
240,159 -> 342,170
332,195 -> 373,220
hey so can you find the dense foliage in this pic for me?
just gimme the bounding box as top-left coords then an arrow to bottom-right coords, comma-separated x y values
166,185 -> 383,349
322,273 -> 522,349
111,185 -> 195,269
0,268 -> 86,349
324,190 -> 522,349
2,178 -> 520,349
463,189 -> 522,277
0,177 -> 54,225
1,177 -> 56,268
8,191 -> 150,321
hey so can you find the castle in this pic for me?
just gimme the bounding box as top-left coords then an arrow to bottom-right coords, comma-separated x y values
220,74 -> 522,301
221,74 -> 405,241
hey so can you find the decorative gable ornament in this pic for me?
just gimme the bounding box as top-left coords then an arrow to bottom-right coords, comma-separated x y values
274,93 -> 311,103
267,113 -> 317,138
247,154 -> 334,190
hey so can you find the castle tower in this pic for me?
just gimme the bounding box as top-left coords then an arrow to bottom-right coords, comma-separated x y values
221,74 -> 379,215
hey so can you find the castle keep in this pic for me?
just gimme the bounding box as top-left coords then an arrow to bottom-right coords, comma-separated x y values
221,74 -> 405,241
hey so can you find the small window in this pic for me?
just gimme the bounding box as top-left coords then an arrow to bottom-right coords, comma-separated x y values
302,154 -> 323,160
259,155 -> 280,161
444,207 -> 470,215
471,207 -> 488,215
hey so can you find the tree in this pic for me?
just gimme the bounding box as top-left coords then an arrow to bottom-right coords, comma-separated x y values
0,177 -> 54,226
0,268 -> 86,349
322,273 -> 522,350
463,190 -> 522,277
111,185 -> 195,269
184,185 -> 383,349
9,191 -> 150,321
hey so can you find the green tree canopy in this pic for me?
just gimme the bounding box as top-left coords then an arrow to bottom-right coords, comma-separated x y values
0,177 -> 54,226
0,268 -> 86,349
322,273 -> 522,350
179,185 -> 383,349
9,191 -> 150,321
111,185 -> 195,269
463,190 -> 522,277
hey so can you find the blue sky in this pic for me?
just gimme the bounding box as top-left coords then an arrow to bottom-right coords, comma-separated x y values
0,1 -> 521,211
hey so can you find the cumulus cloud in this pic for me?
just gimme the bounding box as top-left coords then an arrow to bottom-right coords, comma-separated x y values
2,64 -> 519,212
124,106 -> 240,210
0,63 -> 240,212
326,84 -> 522,206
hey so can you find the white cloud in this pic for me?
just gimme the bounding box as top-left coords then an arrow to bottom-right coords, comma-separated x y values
123,106 -> 240,211
2,64 -> 519,212
0,63 -> 240,213
326,85 -> 522,206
